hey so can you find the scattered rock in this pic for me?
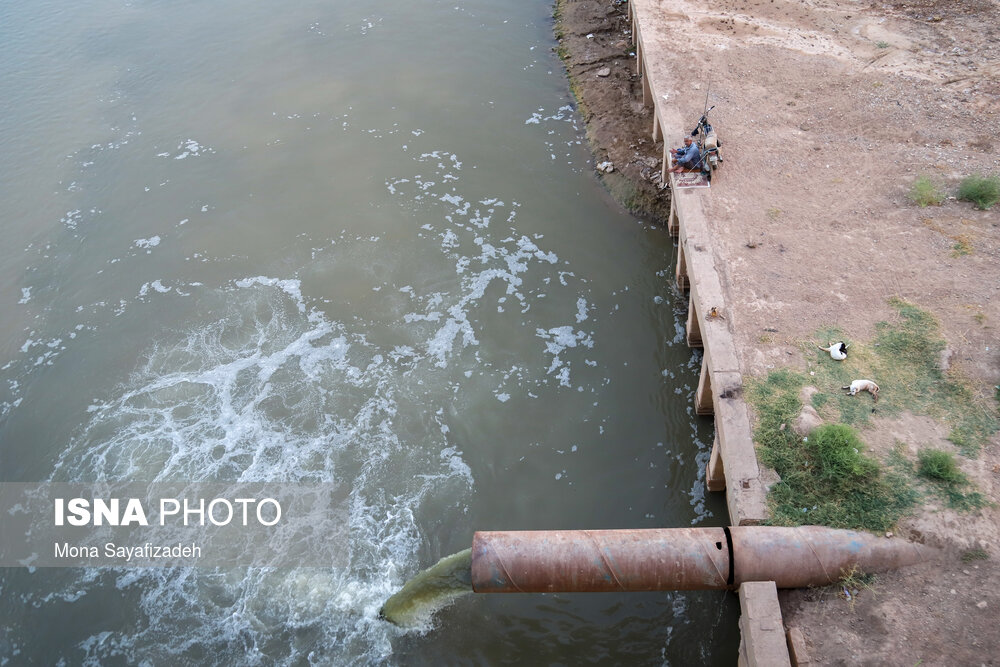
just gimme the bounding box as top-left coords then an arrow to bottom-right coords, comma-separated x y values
976,600 -> 988,609
792,405 -> 824,436
939,347 -> 953,372
596,160 -> 614,174
597,67 -> 611,77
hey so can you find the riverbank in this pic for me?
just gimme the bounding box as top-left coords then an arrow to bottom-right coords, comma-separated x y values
553,0 -> 671,222
555,0 -> 1000,664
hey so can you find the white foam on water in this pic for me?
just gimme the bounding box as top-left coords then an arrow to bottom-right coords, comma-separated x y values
34,279 -> 476,663
133,236 -> 161,249
233,276 -> 306,313
165,138 -> 216,160
535,325 -> 594,388
1,117 -> 622,661
385,150 -> 599,395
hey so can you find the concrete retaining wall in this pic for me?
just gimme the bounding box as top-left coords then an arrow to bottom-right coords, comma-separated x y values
628,2 -> 793,664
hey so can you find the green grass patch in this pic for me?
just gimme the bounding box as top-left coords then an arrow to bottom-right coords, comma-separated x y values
749,373 -> 916,532
805,299 -> 998,455
908,175 -> 945,207
916,448 -> 988,510
749,300 -> 1000,530
917,448 -> 963,483
957,173 -> 1000,210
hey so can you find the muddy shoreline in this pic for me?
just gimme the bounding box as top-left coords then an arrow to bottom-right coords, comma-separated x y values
553,0 -> 671,223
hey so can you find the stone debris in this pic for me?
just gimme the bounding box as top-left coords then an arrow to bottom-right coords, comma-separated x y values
596,67 -> 611,77
792,405 -> 823,436
596,160 -> 614,174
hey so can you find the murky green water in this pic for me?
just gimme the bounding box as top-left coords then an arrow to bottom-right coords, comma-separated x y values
0,0 -> 738,663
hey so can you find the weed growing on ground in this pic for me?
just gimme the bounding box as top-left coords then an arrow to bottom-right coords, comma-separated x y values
960,548 -> 989,563
908,175 -> 945,207
838,564 -> 879,608
957,173 -> 1000,210
749,372 -> 916,532
917,448 -> 988,510
875,40 -> 891,49
807,299 -> 998,455
951,234 -> 973,256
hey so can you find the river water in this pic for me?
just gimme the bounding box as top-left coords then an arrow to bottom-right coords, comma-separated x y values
0,0 -> 738,663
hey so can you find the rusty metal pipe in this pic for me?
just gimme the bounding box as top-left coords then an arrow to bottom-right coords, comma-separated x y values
471,526 -> 935,593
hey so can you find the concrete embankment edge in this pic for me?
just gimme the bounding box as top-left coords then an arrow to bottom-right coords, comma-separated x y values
627,1 -> 790,664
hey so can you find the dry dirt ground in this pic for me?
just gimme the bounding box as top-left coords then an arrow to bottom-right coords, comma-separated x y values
556,0 -> 1000,665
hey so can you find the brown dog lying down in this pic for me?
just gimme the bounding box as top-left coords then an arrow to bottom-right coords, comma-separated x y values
843,379 -> 879,403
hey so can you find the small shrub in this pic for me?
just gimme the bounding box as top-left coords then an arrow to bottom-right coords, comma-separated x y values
957,173 -> 1000,210
917,448 -> 963,484
908,175 -> 945,207
876,40 -> 890,49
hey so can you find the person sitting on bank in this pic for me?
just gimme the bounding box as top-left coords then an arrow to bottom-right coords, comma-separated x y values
669,136 -> 701,173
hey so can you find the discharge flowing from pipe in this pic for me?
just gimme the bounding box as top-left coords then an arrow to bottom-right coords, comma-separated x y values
379,548 -> 473,627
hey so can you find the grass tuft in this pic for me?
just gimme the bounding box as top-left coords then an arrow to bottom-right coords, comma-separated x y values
908,175 -> 945,207
951,235 -> 974,257
957,173 -> 1000,210
838,564 -> 879,608
917,448 -> 963,483
810,424 -> 880,482
917,448 -> 988,510
960,548 -> 989,563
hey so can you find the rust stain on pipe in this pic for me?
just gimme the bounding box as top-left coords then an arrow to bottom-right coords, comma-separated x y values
729,526 -> 934,589
471,527 -> 936,594
472,528 -> 730,593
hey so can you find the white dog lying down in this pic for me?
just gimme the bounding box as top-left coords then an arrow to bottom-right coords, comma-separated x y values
843,379 -> 879,402
818,342 -> 848,360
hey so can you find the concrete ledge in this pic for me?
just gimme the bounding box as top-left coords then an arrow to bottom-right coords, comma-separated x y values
629,1 -> 780,662
785,627 -> 812,667
738,581 -> 792,667
628,0 -> 768,528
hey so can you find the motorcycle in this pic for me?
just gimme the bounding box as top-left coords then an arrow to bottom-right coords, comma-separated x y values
690,105 -> 723,181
